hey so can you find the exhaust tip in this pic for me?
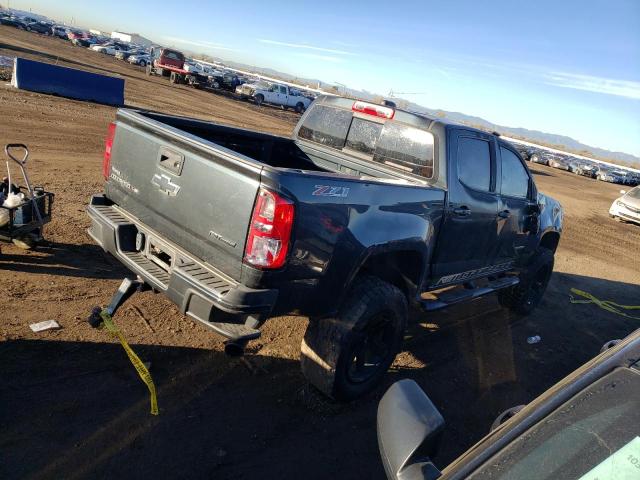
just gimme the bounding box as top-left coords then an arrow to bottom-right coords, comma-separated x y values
224,340 -> 246,357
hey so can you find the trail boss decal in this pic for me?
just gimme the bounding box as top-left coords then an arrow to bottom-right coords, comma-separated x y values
431,261 -> 515,287
312,185 -> 350,198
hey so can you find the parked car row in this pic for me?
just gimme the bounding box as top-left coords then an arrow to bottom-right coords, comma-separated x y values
1,10 -> 320,114
0,11 -> 53,34
512,143 -> 639,186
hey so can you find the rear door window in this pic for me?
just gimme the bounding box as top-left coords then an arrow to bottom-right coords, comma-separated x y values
458,137 -> 492,192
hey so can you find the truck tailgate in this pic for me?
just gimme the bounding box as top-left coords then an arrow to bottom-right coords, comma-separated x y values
105,110 -> 262,281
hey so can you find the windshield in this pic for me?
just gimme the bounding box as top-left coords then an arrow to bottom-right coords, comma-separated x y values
469,368 -> 640,480
625,187 -> 640,199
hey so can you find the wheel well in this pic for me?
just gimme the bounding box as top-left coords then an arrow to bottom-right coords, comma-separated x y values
358,251 -> 423,297
539,231 -> 560,253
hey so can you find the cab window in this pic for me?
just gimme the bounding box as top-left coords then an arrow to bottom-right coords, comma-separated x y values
500,147 -> 530,198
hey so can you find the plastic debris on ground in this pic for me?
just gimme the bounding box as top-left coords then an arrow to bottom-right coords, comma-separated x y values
29,320 -> 61,332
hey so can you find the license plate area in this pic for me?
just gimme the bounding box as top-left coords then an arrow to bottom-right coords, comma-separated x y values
146,237 -> 174,271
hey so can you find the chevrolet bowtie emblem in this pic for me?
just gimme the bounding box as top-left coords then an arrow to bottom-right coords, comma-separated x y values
151,173 -> 180,196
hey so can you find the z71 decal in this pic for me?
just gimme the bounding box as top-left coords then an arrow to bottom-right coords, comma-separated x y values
312,185 -> 350,198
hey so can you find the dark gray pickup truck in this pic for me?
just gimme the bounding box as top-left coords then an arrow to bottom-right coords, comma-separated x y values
88,96 -> 563,400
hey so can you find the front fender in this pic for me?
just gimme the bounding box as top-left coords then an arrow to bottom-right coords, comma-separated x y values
537,192 -> 563,240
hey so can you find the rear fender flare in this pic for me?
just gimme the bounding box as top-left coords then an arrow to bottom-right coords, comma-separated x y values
340,243 -> 431,308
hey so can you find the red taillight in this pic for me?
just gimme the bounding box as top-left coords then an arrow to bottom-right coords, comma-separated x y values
103,122 -> 116,180
244,188 -> 294,269
352,100 -> 395,119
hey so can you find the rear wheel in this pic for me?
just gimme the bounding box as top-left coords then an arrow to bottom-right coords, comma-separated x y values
254,94 -> 264,106
300,276 -> 408,401
146,64 -> 152,76
295,102 -> 305,113
498,247 -> 554,315
139,60 -> 147,67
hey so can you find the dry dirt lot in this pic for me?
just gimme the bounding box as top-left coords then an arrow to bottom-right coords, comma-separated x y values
1,27 -> 639,480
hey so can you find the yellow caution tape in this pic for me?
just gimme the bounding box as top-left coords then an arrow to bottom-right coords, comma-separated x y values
570,288 -> 640,320
100,310 -> 159,415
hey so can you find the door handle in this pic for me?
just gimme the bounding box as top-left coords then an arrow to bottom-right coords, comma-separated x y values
453,206 -> 471,217
498,209 -> 511,219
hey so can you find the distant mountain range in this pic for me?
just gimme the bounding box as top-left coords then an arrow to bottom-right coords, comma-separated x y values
211,60 -> 639,167
404,106 -> 640,167
219,59 -> 639,166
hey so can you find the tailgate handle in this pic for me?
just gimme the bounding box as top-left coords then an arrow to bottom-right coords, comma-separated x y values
158,147 -> 184,176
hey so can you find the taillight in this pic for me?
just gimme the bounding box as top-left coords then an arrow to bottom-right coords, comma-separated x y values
103,122 -> 116,180
352,100 -> 395,119
244,188 -> 294,269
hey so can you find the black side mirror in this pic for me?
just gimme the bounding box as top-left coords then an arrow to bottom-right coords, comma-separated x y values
377,380 -> 444,480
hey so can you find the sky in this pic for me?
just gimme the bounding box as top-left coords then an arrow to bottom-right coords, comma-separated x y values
7,0 -> 640,158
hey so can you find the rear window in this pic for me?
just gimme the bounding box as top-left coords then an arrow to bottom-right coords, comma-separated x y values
163,50 -> 184,61
298,105 -> 352,149
345,117 -> 383,156
298,105 -> 435,179
374,122 -> 435,178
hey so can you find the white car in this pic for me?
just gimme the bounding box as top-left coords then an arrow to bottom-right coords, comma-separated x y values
90,43 -> 128,55
609,186 -> 640,225
128,53 -> 150,67
236,82 -> 312,113
597,169 -> 622,183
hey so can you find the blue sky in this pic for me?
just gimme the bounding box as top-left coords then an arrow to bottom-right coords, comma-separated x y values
10,0 -> 640,158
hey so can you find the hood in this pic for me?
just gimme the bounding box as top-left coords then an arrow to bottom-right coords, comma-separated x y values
620,193 -> 640,210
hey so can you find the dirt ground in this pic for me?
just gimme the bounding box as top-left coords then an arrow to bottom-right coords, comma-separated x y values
1,27 -> 639,480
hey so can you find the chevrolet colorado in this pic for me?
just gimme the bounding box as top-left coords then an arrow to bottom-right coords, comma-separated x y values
87,96 -> 563,400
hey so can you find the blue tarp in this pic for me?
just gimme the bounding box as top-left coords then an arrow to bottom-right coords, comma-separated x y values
12,57 -> 124,106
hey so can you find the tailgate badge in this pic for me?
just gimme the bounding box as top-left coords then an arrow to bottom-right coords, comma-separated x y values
151,173 -> 180,196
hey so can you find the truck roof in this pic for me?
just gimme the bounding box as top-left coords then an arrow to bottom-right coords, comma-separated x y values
315,95 -> 491,138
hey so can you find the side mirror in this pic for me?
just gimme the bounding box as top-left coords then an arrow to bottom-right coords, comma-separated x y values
377,380 -> 444,480
620,190 -> 627,195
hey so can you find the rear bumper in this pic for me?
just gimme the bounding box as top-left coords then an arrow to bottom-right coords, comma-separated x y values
87,195 -> 278,336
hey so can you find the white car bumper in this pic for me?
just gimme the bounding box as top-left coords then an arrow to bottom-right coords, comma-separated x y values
610,201 -> 640,225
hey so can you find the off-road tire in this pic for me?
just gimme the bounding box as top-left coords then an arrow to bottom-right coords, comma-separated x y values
300,276 -> 408,401
139,60 -> 147,67
498,247 -> 554,315
255,94 -> 264,106
295,102 -> 305,113
170,72 -> 178,84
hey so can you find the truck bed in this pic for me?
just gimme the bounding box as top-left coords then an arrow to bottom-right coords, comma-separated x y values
140,111 -> 424,181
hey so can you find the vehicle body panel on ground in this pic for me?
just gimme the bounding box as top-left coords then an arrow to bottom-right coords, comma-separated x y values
88,96 -> 562,400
